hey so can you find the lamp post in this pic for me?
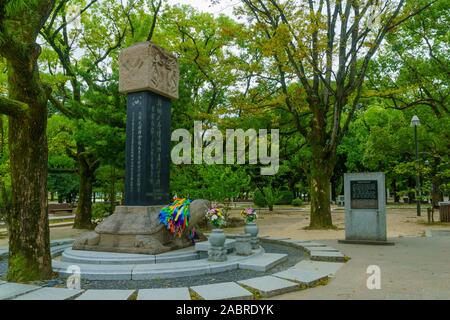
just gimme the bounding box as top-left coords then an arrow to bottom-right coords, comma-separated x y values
411,116 -> 421,217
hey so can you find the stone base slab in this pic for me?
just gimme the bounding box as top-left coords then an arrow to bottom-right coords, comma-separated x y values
338,239 -> 395,246
73,202 -> 208,255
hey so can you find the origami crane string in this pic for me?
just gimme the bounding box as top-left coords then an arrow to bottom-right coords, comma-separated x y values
159,198 -> 192,237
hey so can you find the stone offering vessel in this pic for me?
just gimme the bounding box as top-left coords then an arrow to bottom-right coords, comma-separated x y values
73,200 -> 210,255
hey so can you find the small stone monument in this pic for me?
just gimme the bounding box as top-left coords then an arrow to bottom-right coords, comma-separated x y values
73,42 -> 208,254
339,173 -> 394,245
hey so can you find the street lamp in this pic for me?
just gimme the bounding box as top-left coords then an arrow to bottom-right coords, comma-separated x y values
411,115 -> 421,217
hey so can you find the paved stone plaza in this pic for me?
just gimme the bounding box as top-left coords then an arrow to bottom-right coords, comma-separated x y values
273,236 -> 450,300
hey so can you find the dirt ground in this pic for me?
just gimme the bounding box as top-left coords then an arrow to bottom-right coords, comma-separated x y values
1,206 -> 449,247
226,206 -> 450,240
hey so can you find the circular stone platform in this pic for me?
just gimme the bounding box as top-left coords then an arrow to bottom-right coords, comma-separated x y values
53,244 -> 283,281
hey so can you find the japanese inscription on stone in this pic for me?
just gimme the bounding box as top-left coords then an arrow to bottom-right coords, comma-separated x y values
351,180 -> 379,210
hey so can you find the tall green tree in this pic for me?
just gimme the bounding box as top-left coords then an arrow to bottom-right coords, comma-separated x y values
232,0 -> 434,228
0,0 -> 54,281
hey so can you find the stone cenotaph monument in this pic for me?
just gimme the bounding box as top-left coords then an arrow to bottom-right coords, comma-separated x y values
73,42 -> 208,254
339,172 -> 394,246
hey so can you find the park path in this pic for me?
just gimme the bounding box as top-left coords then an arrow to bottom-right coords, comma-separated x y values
272,236 -> 450,300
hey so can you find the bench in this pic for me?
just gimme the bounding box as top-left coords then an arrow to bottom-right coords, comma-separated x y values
49,204 -> 75,216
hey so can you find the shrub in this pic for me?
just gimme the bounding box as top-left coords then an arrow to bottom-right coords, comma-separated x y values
292,198 -> 303,207
91,203 -> 111,222
263,186 -> 281,211
276,190 -> 294,205
253,190 -> 267,208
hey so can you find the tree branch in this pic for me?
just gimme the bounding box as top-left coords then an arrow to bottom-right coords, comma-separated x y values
0,96 -> 29,118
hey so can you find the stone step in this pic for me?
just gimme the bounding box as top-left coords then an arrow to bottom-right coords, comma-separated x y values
302,246 -> 340,253
238,276 -> 299,298
292,260 -> 344,277
273,269 -> 329,286
53,260 -> 135,281
137,288 -> 191,300
62,249 -> 158,265
61,248 -> 200,265
13,287 -> 83,300
0,283 -> 41,300
310,251 -> 346,262
76,290 -> 136,300
195,239 -> 236,253
238,253 -> 288,272
51,244 -> 73,258
300,242 -> 328,248
191,282 -> 253,300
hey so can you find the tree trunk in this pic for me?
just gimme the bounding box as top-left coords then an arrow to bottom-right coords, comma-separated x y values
7,59 -> 52,282
308,144 -> 334,229
392,178 -> 400,203
73,155 -> 96,230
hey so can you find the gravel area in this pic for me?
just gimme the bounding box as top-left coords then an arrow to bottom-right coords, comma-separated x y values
0,243 -> 305,289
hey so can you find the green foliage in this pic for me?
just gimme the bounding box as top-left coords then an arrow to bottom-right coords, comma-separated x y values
253,189 -> 267,208
91,203 -> 112,222
292,198 -> 303,207
7,253 -> 40,283
276,190 -> 294,205
263,186 -> 281,211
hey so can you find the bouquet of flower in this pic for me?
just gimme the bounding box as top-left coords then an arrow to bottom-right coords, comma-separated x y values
241,207 -> 258,223
206,207 -> 226,229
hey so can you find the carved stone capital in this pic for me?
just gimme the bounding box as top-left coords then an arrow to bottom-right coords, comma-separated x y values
119,42 -> 179,100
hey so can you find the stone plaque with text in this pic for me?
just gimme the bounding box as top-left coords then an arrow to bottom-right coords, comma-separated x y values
351,180 -> 379,210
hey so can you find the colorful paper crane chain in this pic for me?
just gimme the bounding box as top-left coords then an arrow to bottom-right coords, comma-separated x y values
159,198 -> 192,237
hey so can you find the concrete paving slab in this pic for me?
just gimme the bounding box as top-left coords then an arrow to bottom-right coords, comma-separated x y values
238,253 -> 288,272
300,242 -> 328,248
191,282 -> 253,300
238,276 -> 299,297
273,269 -> 329,286
0,283 -> 41,300
137,288 -> 191,300
303,246 -> 340,252
292,260 -> 344,277
76,290 -> 135,300
13,287 -> 83,300
310,251 -> 346,262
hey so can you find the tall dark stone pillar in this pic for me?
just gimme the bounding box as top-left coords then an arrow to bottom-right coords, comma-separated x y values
125,92 -> 171,206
